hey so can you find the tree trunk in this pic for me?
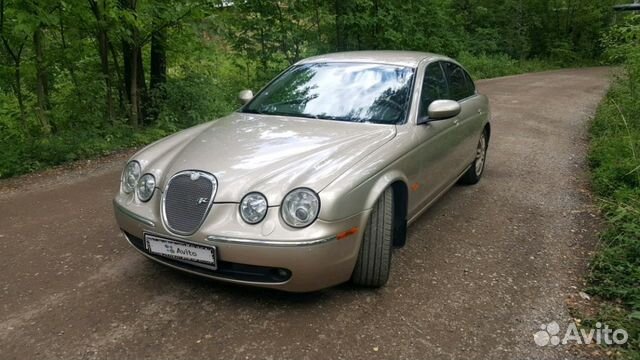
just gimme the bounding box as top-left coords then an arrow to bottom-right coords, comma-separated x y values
136,46 -> 147,123
88,0 -> 115,122
129,45 -> 139,127
314,0 -> 321,51
1,39 -> 27,124
122,40 -> 132,104
121,41 -> 146,125
149,26 -> 167,122
1,0 -> 26,124
121,28 -> 139,126
274,3 -> 293,64
12,63 -> 26,125
109,41 -> 125,112
258,27 -> 268,77
33,26 -> 52,134
334,0 -> 342,51
58,10 -> 80,95
123,43 -> 146,126
119,0 -> 143,126
373,0 -> 379,49
97,29 -> 115,123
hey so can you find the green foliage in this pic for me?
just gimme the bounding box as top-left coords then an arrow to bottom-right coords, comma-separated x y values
586,14 -> 640,360
580,304 -> 640,358
0,0 -> 621,179
457,52 -> 558,80
157,23 -> 246,126
0,125 -> 171,178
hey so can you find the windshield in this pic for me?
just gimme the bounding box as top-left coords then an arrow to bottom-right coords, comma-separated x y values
242,62 -> 415,124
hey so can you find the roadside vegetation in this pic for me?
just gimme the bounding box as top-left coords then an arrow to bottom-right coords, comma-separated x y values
0,0 -> 619,178
587,14 -> 640,359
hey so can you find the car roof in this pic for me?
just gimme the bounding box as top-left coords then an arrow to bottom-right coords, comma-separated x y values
296,51 -> 451,68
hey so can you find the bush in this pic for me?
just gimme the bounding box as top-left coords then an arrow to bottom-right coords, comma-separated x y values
0,126 -> 171,178
457,52 -> 557,80
585,17 -> 640,357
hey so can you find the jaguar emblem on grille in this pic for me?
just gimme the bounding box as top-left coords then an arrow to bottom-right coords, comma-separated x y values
197,197 -> 209,205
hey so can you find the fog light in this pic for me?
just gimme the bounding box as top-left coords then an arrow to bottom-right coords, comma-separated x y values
272,268 -> 291,281
277,269 -> 289,278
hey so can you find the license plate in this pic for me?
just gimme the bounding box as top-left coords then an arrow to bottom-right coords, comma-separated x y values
144,234 -> 217,268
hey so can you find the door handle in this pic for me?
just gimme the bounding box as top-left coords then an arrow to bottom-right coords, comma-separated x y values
477,109 -> 483,115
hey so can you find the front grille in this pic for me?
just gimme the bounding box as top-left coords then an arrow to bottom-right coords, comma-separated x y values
163,171 -> 217,235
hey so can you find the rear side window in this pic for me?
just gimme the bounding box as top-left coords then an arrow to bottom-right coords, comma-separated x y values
464,71 -> 476,93
418,62 -> 449,117
443,62 -> 475,101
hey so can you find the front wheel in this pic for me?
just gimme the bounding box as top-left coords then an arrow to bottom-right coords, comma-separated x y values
351,187 -> 394,288
459,130 -> 488,185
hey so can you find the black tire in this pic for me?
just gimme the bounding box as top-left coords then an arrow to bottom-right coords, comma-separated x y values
459,129 -> 489,185
351,187 -> 394,287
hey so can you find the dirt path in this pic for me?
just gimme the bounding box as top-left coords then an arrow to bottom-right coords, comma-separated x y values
0,68 -> 611,360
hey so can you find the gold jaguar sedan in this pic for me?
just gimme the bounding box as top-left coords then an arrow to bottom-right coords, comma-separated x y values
113,51 -> 491,292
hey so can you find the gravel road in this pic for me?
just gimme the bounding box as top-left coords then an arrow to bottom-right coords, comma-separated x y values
0,67 -> 612,360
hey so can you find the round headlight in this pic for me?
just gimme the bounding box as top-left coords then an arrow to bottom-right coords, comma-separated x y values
281,188 -> 320,228
136,174 -> 156,202
122,161 -> 141,194
240,192 -> 268,224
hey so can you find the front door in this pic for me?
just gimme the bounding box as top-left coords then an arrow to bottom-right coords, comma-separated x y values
409,61 -> 460,217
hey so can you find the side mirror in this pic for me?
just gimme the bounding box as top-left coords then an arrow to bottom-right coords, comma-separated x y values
238,90 -> 254,105
419,100 -> 461,124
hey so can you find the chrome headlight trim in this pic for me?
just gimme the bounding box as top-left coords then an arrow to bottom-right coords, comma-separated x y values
136,173 -> 156,202
239,192 -> 268,224
122,160 -> 141,194
280,188 -> 320,228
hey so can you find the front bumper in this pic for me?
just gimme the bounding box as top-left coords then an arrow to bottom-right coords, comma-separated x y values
113,197 -> 369,292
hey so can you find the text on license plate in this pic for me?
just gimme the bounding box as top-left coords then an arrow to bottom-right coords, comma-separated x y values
145,235 -> 217,267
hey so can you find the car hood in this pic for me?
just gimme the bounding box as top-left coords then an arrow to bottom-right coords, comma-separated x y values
140,113 -> 396,204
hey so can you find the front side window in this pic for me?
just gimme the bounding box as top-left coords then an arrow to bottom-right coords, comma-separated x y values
242,62 -> 415,124
443,62 -> 475,101
419,62 -> 449,118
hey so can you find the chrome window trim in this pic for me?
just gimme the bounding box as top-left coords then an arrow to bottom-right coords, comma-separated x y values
113,199 -> 156,227
205,235 -> 336,247
161,170 -> 218,236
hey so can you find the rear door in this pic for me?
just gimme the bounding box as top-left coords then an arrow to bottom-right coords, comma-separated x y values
441,62 -> 483,173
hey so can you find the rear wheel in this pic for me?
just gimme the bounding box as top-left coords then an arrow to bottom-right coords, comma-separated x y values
351,187 -> 394,287
459,130 -> 488,185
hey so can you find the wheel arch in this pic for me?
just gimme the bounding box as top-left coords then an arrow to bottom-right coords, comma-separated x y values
361,171 -> 409,248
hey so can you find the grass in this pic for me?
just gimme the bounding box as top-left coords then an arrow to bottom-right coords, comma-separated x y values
586,75 -> 640,359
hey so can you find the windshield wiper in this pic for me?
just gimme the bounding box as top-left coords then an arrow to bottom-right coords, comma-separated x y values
241,108 -> 265,115
243,110 -> 381,124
